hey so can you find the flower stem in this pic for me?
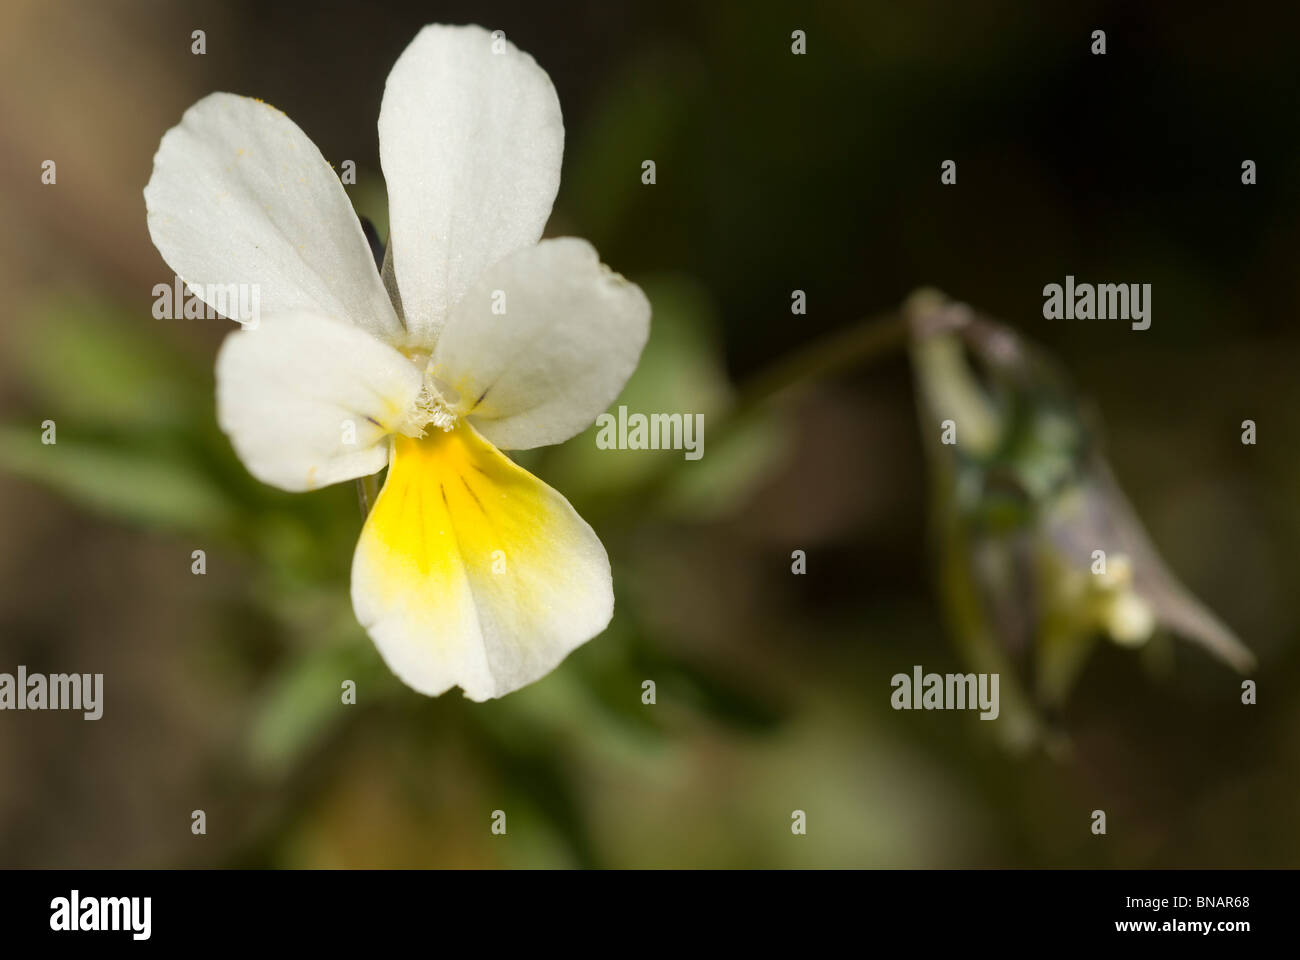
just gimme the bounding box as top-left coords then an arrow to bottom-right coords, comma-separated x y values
355,473 -> 380,519
597,310 -> 907,519
726,309 -> 907,423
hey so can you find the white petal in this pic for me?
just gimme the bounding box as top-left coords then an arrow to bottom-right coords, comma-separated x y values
351,424 -> 612,700
216,313 -> 422,491
378,24 -> 564,344
430,238 -> 650,450
145,93 -> 401,341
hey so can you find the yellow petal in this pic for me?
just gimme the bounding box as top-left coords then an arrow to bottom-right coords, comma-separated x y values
351,422 -> 613,700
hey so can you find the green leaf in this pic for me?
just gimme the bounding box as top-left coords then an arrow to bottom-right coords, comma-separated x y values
13,296 -> 207,431
0,425 -> 235,533
247,642 -> 378,776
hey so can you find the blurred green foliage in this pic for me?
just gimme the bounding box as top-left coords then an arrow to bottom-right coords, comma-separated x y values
2,0 -> 1298,870
0,271 -> 808,866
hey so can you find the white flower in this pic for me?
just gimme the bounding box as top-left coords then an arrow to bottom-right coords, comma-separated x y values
143,24 -> 650,700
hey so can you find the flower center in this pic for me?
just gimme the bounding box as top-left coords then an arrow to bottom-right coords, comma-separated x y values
397,352 -> 461,437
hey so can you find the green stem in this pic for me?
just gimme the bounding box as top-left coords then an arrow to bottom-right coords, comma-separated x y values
726,310 -> 906,423
355,473 -> 380,519
596,310 -> 907,519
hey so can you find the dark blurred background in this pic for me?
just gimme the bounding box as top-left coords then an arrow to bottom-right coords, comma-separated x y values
0,0 -> 1296,867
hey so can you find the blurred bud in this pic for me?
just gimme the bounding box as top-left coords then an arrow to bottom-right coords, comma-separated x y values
905,290 -> 1253,745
